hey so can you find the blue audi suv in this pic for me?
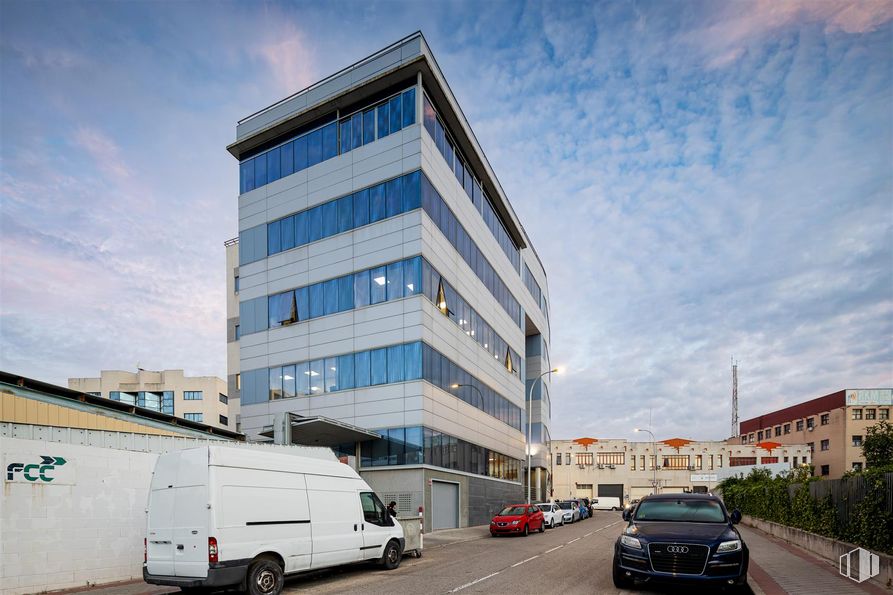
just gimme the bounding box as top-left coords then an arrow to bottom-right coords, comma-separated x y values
613,493 -> 748,591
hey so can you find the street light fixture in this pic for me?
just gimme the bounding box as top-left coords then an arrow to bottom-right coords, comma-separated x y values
527,367 -> 559,504
450,383 -> 484,410
634,428 -> 657,495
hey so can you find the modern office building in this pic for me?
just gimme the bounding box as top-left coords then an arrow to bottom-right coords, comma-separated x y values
551,437 -> 812,503
737,388 -> 892,479
227,33 -> 552,530
68,369 -> 235,430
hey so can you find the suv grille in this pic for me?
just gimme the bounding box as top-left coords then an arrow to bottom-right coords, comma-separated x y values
648,543 -> 709,575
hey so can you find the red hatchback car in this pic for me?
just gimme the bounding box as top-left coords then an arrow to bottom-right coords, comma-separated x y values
490,504 -> 545,536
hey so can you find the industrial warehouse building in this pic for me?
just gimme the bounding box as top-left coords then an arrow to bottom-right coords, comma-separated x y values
551,437 -> 812,503
227,32 -> 553,531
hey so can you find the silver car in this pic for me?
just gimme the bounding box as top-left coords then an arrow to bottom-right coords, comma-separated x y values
556,500 -> 581,523
536,502 -> 564,528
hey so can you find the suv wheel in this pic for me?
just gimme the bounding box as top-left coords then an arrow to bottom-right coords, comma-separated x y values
247,558 -> 284,595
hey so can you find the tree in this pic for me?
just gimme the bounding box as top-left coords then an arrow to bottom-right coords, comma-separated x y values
862,420 -> 893,471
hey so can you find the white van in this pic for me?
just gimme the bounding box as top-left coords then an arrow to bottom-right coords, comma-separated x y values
143,445 -> 404,595
591,496 -> 622,511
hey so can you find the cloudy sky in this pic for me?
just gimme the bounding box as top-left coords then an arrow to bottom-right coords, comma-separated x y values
1,0 -> 891,441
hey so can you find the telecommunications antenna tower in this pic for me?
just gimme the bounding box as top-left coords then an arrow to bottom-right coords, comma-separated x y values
731,357 -> 739,438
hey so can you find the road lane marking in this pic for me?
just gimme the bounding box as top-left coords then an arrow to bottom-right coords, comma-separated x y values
449,571 -> 501,593
544,545 -> 564,554
593,520 -> 623,532
511,555 -> 540,567
584,532 -> 593,537
567,537 -> 580,544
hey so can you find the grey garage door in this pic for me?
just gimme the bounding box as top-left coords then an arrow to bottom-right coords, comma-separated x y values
598,484 -> 624,500
432,481 -> 459,530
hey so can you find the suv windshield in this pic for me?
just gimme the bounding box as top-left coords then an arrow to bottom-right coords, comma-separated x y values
499,506 -> 527,516
634,499 -> 726,523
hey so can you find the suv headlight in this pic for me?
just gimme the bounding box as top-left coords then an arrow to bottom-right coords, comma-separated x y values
717,540 -> 741,553
620,535 -> 642,550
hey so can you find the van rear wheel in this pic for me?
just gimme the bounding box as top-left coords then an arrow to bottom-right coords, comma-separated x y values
247,558 -> 284,595
381,539 -> 403,570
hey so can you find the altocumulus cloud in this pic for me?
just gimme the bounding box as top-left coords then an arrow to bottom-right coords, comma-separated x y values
0,0 -> 890,442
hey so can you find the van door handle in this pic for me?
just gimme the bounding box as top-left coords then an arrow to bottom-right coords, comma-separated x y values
354,524 -> 358,531
176,544 -> 184,550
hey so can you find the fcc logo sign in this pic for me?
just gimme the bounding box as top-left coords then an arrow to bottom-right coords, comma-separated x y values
840,547 -> 880,583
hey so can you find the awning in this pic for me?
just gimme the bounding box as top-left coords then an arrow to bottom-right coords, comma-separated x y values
260,413 -> 380,446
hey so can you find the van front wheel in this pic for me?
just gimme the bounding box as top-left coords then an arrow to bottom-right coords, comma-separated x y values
381,539 -> 403,570
247,558 -> 284,595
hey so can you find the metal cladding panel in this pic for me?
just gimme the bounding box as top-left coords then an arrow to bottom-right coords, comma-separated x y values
739,390 -> 846,434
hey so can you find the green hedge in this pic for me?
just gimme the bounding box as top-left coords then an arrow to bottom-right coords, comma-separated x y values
718,467 -> 892,554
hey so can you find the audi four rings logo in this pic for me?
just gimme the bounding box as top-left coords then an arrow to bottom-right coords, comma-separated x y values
666,546 -> 689,554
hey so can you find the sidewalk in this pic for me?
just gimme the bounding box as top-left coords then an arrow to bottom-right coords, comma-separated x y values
740,526 -> 888,595
419,524 -> 491,549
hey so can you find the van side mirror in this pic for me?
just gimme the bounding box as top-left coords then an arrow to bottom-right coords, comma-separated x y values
730,510 -> 742,524
622,508 -> 631,522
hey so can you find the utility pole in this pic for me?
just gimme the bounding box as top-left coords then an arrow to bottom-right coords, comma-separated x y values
731,357 -> 739,439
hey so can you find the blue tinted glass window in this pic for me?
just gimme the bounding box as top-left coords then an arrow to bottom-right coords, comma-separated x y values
295,210 -> 309,246
255,154 -> 267,187
405,426 -> 423,464
281,142 -> 294,177
354,269 -> 370,307
446,140 -> 455,172
295,362 -> 310,395
309,359 -> 324,394
386,176 -> 403,218
434,118 -> 444,154
281,216 -> 295,251
402,88 -> 416,128
403,170 -> 420,211
338,275 -> 354,311
389,95 -> 402,134
309,282 -> 324,318
404,256 -> 421,296
472,180 -> 481,208
353,189 -> 369,228
388,427 -> 405,465
337,354 -> 354,390
404,341 -> 422,380
371,348 -> 387,385
386,260 -> 403,301
282,364 -> 296,399
363,109 -> 375,144
323,279 -> 338,316
339,118 -> 351,154
307,129 -> 322,167
337,195 -> 352,234
269,367 -> 282,400
308,205 -> 323,242
322,122 -> 338,160
267,147 -> 281,183
240,160 -> 255,194
354,350 -> 371,387
377,102 -> 390,139
268,219 -> 281,254
325,357 -> 338,392
322,201 -> 337,238
294,135 -> 308,171
387,345 -> 404,383
464,166 -> 474,198
351,113 -> 363,150
295,286 -> 309,321
370,266 -> 386,304
369,183 -> 386,222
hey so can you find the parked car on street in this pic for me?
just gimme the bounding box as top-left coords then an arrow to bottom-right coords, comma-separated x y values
556,500 -> 580,523
536,502 -> 564,528
490,504 -> 545,536
592,496 -> 622,511
613,493 -> 748,591
143,446 -> 405,595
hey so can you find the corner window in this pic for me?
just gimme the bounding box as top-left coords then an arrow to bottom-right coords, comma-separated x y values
360,492 -> 390,526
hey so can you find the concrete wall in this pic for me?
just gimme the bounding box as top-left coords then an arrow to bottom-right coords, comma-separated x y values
742,515 -> 892,590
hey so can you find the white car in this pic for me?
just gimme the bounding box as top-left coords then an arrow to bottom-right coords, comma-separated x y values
536,502 -> 564,528
556,500 -> 581,523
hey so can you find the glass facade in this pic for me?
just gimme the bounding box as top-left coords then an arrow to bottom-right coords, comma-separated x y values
240,88 -> 417,194
110,390 -> 174,415
522,262 -> 548,317
422,93 -> 520,272
361,426 -> 521,482
421,172 -> 522,327
421,258 -> 521,376
267,170 -> 421,257
249,341 -> 522,432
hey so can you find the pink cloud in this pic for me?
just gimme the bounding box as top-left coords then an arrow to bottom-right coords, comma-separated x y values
251,20 -> 317,95
72,126 -> 132,181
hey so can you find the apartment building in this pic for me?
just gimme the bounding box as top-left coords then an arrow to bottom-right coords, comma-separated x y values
738,388 -> 892,479
227,33 -> 552,530
551,437 -> 811,503
68,369 -> 235,430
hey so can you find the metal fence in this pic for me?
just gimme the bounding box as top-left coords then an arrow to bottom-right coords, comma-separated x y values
789,472 -> 893,527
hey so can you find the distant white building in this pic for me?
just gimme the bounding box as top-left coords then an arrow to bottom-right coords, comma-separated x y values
68,368 -> 235,430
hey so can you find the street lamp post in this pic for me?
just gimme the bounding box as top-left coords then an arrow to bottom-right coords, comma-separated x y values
634,428 -> 657,495
528,368 -> 559,504
449,383 -> 484,410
